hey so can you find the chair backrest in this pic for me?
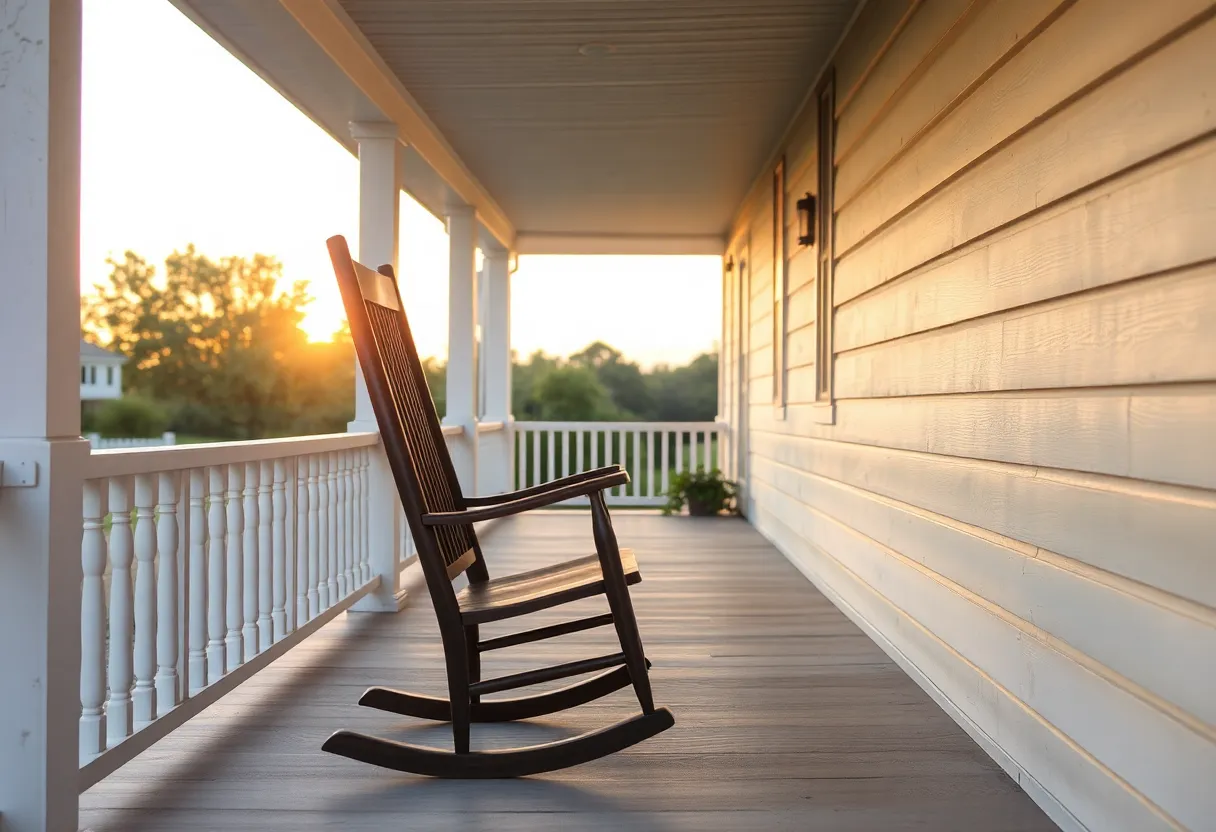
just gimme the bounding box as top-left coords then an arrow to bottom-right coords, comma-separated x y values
327,235 -> 480,599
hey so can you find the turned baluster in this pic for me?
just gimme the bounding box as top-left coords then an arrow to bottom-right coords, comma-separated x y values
80,479 -> 108,757
207,466 -> 227,683
188,469 -> 208,694
225,464 -> 244,671
334,450 -> 348,599
316,453 -> 330,609
107,476 -> 135,744
257,459 -> 273,650
155,471 -> 181,716
272,458 -> 288,640
242,461 -> 259,659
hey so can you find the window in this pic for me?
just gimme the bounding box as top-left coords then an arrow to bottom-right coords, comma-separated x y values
81,365 -> 87,384
89,365 -> 97,385
106,366 -> 114,386
814,69 -> 836,423
772,157 -> 786,416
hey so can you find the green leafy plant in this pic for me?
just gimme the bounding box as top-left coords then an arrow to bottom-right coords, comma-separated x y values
662,467 -> 737,517
95,396 -> 169,438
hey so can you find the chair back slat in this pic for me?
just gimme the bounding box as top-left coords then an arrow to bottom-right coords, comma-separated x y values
328,236 -> 477,589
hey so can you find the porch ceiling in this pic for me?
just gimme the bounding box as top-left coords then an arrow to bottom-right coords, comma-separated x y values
337,0 -> 858,251
172,0 -> 859,254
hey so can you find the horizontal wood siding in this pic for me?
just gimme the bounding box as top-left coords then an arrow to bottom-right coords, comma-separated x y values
726,1 -> 1216,830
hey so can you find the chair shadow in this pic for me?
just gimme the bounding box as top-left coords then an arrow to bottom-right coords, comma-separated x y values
320,775 -> 676,832
380,716 -> 580,749
80,608 -> 670,832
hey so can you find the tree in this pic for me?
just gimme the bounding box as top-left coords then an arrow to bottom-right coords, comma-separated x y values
512,350 -> 561,419
533,365 -> 618,421
421,356 -> 446,419
648,352 -> 718,421
570,341 -> 653,419
83,250 -> 719,441
83,246 -> 348,438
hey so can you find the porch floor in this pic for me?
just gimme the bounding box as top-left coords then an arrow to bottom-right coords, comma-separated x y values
80,512 -> 1054,831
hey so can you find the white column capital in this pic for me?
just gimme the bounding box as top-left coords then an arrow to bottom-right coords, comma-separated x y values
349,121 -> 402,142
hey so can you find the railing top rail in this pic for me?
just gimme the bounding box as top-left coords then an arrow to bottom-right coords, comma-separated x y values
513,421 -> 725,432
441,424 -> 465,437
475,420 -> 506,433
85,432 -> 380,479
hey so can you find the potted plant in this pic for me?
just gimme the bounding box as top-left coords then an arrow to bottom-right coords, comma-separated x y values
662,467 -> 737,516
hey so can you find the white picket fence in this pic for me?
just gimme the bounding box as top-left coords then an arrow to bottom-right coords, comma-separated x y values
78,432 -> 381,789
512,421 -> 726,507
86,431 -> 177,449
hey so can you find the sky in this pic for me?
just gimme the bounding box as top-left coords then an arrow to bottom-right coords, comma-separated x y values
80,0 -> 722,368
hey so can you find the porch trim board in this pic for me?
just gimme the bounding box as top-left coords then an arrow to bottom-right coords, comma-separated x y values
515,233 -> 725,256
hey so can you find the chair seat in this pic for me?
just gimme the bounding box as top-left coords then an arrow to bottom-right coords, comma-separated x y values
458,549 -> 640,624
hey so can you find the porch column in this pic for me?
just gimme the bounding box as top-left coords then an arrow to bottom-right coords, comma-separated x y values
0,2 -> 88,830
480,250 -> 513,495
444,205 -> 479,492
348,122 -> 407,613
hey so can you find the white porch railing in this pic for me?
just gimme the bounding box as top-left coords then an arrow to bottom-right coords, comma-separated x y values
86,431 -> 177,450
512,421 -> 725,507
69,420 -> 723,792
78,432 -> 381,789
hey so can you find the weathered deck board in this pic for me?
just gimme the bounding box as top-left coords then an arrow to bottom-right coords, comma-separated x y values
80,512 -> 1055,831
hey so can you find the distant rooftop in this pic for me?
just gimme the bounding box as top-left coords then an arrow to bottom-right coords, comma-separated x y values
80,340 -> 126,361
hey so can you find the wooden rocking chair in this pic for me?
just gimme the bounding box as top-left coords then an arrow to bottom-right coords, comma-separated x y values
321,235 -> 674,778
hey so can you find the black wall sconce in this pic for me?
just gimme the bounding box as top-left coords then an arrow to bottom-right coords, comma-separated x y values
796,193 -> 816,247
725,255 -> 735,273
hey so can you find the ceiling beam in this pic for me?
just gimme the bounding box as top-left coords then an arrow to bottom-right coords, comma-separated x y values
515,233 -> 724,257
278,0 -> 516,251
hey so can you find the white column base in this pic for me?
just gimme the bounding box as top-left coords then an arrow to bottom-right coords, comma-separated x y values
351,586 -> 409,614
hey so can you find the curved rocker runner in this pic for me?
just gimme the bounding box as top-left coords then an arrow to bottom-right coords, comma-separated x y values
324,236 -> 675,777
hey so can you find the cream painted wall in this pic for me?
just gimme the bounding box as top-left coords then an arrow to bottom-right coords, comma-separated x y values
724,2 -> 1216,829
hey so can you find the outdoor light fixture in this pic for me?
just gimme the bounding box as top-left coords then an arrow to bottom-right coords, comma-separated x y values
725,255 -> 735,273
796,193 -> 816,247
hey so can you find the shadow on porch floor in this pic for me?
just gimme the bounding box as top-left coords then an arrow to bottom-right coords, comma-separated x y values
80,512 -> 1054,831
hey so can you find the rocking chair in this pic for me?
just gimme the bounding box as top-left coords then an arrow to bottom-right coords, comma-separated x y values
321,235 -> 674,778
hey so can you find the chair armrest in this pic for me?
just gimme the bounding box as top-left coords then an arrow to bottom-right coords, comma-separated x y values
423,469 -> 630,526
462,465 -> 625,507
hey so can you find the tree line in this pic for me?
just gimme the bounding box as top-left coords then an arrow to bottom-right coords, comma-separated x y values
83,249 -> 718,440
425,342 -> 717,424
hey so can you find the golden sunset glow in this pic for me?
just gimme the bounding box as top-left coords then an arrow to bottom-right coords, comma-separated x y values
81,0 -> 719,364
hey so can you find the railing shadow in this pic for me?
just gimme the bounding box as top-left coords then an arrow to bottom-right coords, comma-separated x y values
80,592 -> 672,832
319,776 -> 676,832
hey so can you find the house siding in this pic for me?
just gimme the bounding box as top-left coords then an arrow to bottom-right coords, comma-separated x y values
725,1 -> 1216,830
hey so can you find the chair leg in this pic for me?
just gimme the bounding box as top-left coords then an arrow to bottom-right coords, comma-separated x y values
590,492 -> 655,714
444,637 -> 473,754
465,624 -> 481,705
